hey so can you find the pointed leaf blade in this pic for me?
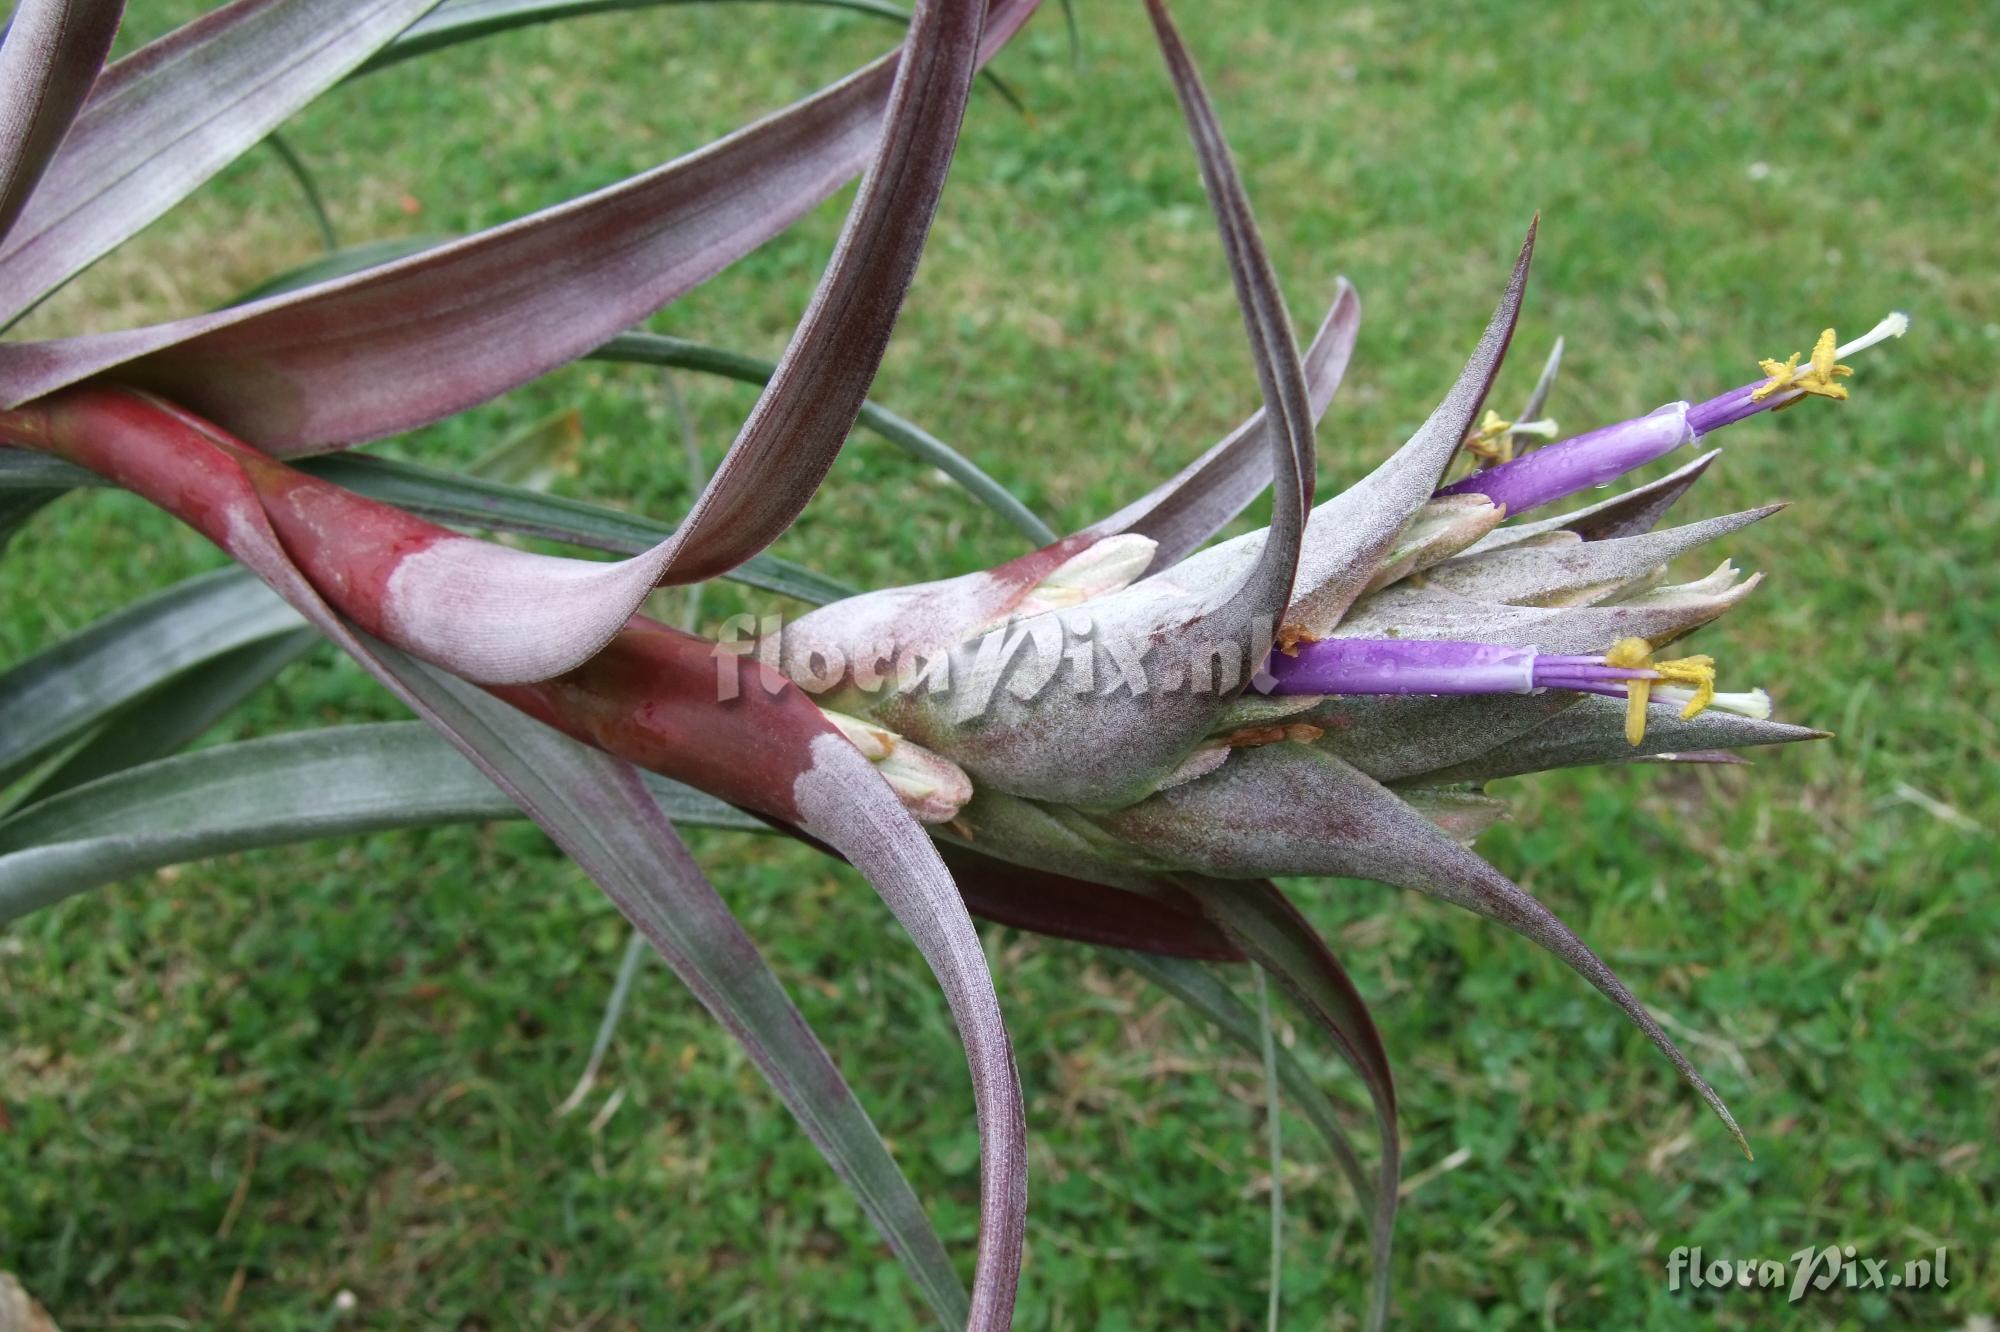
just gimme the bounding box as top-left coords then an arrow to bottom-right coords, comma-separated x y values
0,0 -> 439,322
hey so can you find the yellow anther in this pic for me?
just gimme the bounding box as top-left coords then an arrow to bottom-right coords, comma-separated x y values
1462,409 -> 1515,465
1605,636 -> 1655,746
1749,352 -> 1799,402
1603,636 -> 1720,746
1750,327 -> 1854,407
1653,654 -> 1717,717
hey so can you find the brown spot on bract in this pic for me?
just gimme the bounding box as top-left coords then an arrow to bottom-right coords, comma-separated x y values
1276,622 -> 1318,657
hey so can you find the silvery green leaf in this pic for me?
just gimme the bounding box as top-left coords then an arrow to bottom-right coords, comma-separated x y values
944,786 -> 1162,892
1419,505 -> 1781,607
1408,694 -> 1827,785
1397,785 -> 1510,843
1295,689 -> 1579,784
1360,493 -> 1503,594
360,0 -> 919,74
595,332 -> 1056,546
0,485 -> 60,552
1169,872 -> 1398,1332
1336,564 -> 1763,656
0,721 -> 759,919
0,565 -> 301,788
17,628 -> 318,801
1110,950 -> 1372,1230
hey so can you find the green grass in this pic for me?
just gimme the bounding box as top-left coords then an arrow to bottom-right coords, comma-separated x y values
2,1 -> 1995,1328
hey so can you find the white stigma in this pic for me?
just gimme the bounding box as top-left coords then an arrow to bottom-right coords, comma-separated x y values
1835,311 -> 1910,360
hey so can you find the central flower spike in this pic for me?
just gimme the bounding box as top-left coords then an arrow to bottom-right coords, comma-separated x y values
1440,313 -> 1907,518
1262,635 -> 1740,745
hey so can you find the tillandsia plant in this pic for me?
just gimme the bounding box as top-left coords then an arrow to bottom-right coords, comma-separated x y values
0,0 -> 1911,1326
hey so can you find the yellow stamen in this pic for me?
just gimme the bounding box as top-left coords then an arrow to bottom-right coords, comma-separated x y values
1603,636 -> 1720,745
1605,636 -> 1654,746
1462,409 -> 1515,465
1750,327 -> 1854,407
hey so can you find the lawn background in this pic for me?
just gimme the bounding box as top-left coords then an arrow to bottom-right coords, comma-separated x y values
1,1 -> 1994,1328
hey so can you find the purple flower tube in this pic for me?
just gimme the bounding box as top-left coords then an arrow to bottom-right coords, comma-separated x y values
1437,402 -> 1692,516
1262,638 -> 1657,697
1439,313 -> 1908,518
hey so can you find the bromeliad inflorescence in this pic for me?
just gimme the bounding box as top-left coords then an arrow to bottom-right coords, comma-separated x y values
0,0 -> 1914,1326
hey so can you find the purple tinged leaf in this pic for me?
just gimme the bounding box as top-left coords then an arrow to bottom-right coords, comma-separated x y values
1466,448 -> 1721,554
0,0 -> 440,324
0,0 -> 1038,451
1103,744 -> 1752,1157
656,0 -> 999,586
788,729 -> 1029,1329
1418,505 -> 1782,608
0,0 -> 124,247
771,806 -> 1246,960
1141,0 -> 1314,629
12,0 -> 1024,688
1280,223 -> 1535,635
942,844 -> 1242,961
365,658 -> 984,1330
